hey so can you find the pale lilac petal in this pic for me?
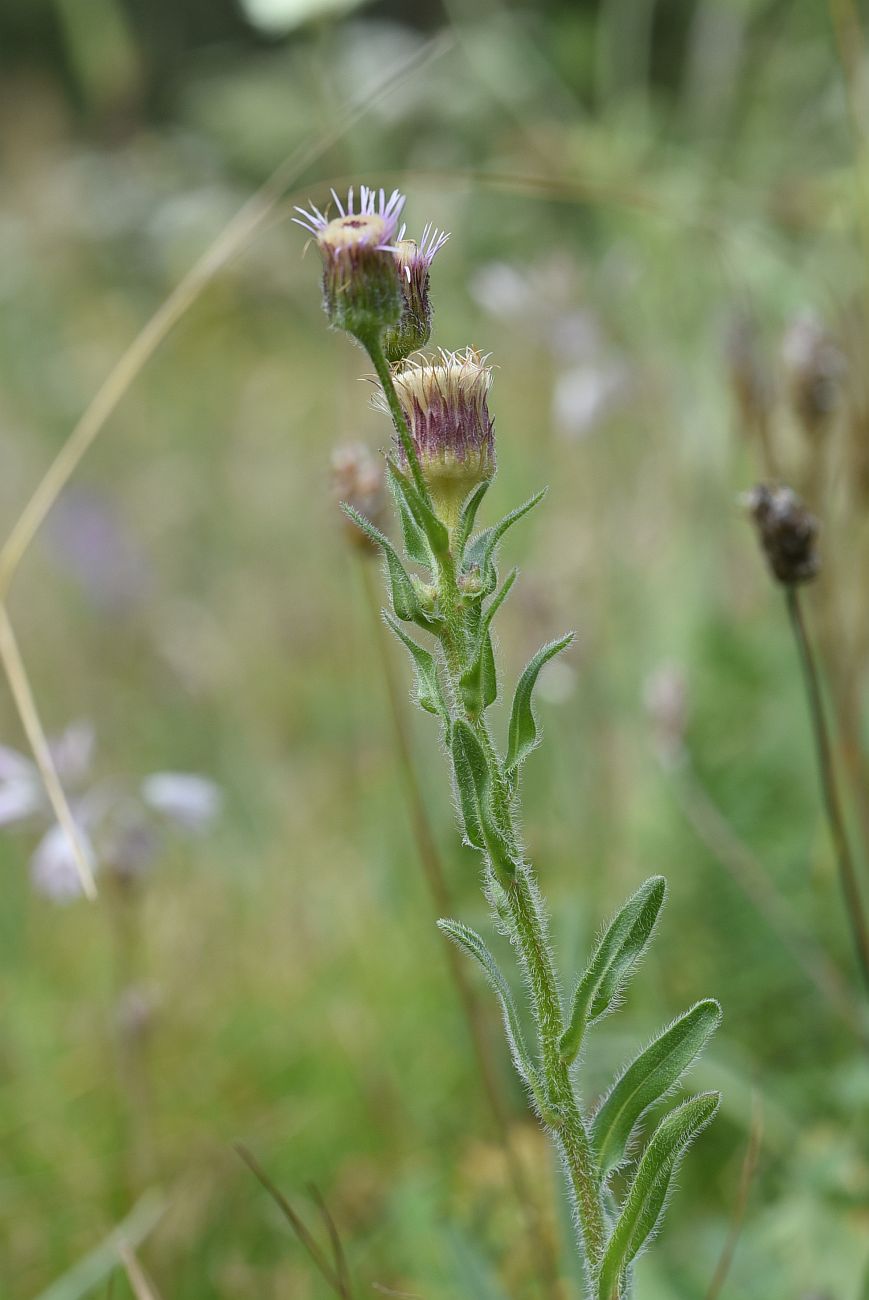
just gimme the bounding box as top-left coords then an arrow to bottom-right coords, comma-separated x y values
141,772 -> 222,832
0,779 -> 43,827
30,822 -> 97,904
48,721 -> 95,788
0,745 -> 35,782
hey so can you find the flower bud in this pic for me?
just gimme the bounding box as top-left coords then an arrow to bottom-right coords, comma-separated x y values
781,312 -> 843,438
331,441 -> 386,554
746,483 -> 820,586
294,186 -> 405,341
382,224 -> 450,363
387,349 -> 496,526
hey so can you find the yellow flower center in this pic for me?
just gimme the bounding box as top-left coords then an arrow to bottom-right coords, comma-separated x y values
319,213 -> 389,252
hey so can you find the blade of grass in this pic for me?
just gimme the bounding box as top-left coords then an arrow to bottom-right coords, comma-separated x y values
117,1245 -> 162,1300
33,1190 -> 165,1300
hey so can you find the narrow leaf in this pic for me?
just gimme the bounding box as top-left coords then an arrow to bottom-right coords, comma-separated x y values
597,1093 -> 720,1300
387,469 -> 429,567
387,460 -> 450,559
438,919 -> 541,1096
383,614 -> 449,724
455,480 -> 491,557
505,633 -> 574,777
560,876 -> 666,1064
341,504 -> 439,630
592,999 -> 722,1179
451,720 -> 516,880
466,488 -> 547,583
459,571 -> 516,718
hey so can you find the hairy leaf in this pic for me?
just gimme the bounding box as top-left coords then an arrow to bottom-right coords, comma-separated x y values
459,571 -> 516,718
341,504 -> 440,630
383,614 -> 450,725
387,459 -> 449,559
591,999 -> 722,1179
387,468 -> 429,567
505,633 -> 574,777
466,488 -> 547,587
451,720 -> 515,880
560,877 -> 666,1064
438,919 -> 544,1105
597,1093 -> 720,1300
455,480 -> 491,557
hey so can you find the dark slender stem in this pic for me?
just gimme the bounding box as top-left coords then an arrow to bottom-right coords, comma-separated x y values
358,561 -> 561,1300
704,1093 -> 763,1300
786,587 -> 869,992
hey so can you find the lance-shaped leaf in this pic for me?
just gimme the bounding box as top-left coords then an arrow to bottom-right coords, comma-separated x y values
438,919 -> 547,1112
466,488 -> 547,588
383,613 -> 450,725
596,1093 -> 720,1300
341,504 -> 441,630
450,720 -> 515,880
560,876 -> 666,1064
387,459 -> 450,560
455,480 -> 491,558
387,468 -> 429,567
459,571 -> 516,718
505,633 -> 574,778
591,998 -> 721,1180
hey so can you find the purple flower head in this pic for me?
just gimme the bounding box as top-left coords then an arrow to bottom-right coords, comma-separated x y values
294,187 -> 406,338
387,349 -> 496,525
383,223 -> 450,363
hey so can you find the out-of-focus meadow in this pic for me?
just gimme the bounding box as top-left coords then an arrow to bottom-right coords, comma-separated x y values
1,1 -> 867,1296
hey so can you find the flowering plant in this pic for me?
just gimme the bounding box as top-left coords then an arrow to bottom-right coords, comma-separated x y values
299,185 -> 721,1299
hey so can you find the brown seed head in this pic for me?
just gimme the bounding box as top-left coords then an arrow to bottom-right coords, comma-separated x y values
746,483 -> 820,586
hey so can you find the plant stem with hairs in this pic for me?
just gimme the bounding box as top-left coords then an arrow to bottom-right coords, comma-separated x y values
356,558 -> 560,1299
300,184 -> 720,1298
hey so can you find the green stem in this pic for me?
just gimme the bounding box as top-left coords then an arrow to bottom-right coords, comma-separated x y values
437,543 -> 607,1277
359,328 -> 432,507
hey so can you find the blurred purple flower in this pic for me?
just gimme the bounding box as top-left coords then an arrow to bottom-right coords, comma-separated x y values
0,722 -> 221,903
46,487 -> 150,614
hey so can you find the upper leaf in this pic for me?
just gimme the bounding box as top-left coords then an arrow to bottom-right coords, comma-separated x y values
505,633 -> 574,777
455,480 -> 491,558
387,460 -> 450,560
560,876 -> 666,1064
596,1093 -> 720,1300
383,613 -> 450,726
450,720 -> 516,881
341,504 -> 441,631
466,488 -> 547,590
591,998 -> 722,1180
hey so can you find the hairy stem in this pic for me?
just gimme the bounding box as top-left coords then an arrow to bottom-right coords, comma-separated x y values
359,329 -> 431,506
786,587 -> 869,992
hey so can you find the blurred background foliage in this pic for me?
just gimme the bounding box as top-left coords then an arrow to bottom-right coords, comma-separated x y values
0,0 -> 867,1297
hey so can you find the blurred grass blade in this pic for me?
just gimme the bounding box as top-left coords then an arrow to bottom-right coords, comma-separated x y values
592,998 -> 722,1179
597,1093 -> 721,1300
34,1191 -> 165,1300
117,1245 -> 161,1300
561,876 -> 666,1064
505,632 -> 574,778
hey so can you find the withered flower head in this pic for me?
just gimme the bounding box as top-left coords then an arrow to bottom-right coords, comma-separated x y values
385,348 -> 495,525
294,186 -> 406,339
383,223 -> 450,363
724,309 -> 772,435
746,483 -> 820,586
331,442 -> 386,554
781,312 -> 844,438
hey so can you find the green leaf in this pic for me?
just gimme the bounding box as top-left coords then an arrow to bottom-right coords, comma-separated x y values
560,877 -> 666,1064
450,720 -> 516,880
466,488 -> 547,588
341,504 -> 440,630
459,570 -> 516,719
387,459 -> 450,559
438,919 -> 544,1106
505,633 -> 574,777
591,999 -> 722,1180
383,613 -> 450,725
387,468 -> 429,567
596,1093 -> 720,1300
455,480 -> 491,557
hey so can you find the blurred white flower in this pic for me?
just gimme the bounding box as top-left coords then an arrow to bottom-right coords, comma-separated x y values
0,723 -> 221,903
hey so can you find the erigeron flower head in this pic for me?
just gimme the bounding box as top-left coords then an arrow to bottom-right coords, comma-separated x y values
383,223 -> 450,363
294,186 -> 406,340
387,348 -> 496,525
